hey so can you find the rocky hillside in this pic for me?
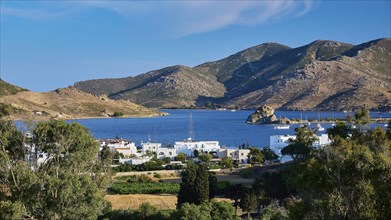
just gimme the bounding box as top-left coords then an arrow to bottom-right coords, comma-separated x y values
74,38 -> 391,111
0,80 -> 28,97
0,83 -> 163,120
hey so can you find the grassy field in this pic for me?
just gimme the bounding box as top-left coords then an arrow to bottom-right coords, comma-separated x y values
106,194 -> 234,210
107,169 -> 253,211
114,169 -> 255,185
106,194 -> 178,210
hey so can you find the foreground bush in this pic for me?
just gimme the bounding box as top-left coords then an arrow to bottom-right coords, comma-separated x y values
111,182 -> 180,194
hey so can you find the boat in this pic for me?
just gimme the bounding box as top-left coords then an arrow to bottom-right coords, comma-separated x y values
274,116 -> 290,129
274,124 -> 290,129
299,112 -> 304,127
316,123 -> 325,131
306,116 -> 310,125
174,113 -> 221,156
316,113 -> 325,131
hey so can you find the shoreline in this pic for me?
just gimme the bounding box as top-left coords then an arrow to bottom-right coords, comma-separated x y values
10,111 -> 169,122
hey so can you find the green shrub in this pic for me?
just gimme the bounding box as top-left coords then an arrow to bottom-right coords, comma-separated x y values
239,168 -> 254,179
110,182 -> 180,194
113,112 -> 124,117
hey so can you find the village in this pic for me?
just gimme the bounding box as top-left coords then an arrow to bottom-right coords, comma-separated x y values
98,132 -> 331,167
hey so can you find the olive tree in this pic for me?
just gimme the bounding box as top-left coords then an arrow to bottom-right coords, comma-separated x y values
0,119 -> 112,220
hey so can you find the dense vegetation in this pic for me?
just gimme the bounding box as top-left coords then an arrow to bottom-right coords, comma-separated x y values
112,111 -> 124,117
0,119 -> 112,220
0,103 -> 23,117
1,109 -> 390,219
100,200 -> 239,220
113,161 -> 183,172
231,110 -> 391,219
110,175 -> 180,194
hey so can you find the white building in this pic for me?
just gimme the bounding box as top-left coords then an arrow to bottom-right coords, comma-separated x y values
269,135 -> 296,155
157,147 -> 177,159
174,139 -> 221,157
141,141 -> 161,153
119,157 -> 152,165
218,148 -> 250,164
100,139 -> 138,157
141,141 -> 177,159
269,134 -> 331,156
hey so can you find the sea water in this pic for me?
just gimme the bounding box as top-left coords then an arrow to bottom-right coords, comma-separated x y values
68,110 -> 390,148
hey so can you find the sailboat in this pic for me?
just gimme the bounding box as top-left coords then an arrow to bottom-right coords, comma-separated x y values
331,114 -> 336,126
316,113 -> 325,131
306,116 -> 311,126
299,112 -> 304,127
274,116 -> 290,129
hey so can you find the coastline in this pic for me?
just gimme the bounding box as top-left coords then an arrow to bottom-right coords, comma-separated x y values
9,111 -> 169,121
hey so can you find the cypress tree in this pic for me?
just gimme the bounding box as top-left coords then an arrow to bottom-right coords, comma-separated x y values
177,163 -> 210,206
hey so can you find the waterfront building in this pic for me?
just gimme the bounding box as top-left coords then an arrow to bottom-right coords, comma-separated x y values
218,148 -> 250,164
100,139 -> 138,156
141,140 -> 177,159
269,134 -> 331,155
141,141 -> 161,153
119,157 -> 152,165
174,139 -> 221,157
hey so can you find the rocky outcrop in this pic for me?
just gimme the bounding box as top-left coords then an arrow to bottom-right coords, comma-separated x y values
246,105 -> 278,124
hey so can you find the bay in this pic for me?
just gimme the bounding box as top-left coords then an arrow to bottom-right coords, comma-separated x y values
68,110 -> 391,148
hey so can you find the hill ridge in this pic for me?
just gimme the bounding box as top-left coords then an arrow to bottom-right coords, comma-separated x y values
73,38 -> 391,111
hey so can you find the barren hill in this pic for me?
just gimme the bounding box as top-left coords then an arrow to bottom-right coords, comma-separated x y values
0,86 -> 163,120
0,80 -> 28,97
74,38 -> 391,111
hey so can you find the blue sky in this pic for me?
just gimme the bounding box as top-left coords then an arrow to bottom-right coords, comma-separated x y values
1,0 -> 390,92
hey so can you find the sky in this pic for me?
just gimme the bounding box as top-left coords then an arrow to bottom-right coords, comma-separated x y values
1,0 -> 390,92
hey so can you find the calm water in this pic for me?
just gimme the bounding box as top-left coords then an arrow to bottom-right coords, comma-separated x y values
68,110 -> 390,148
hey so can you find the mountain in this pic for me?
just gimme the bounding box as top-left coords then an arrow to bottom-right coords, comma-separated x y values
0,80 -> 28,97
0,82 -> 163,120
74,38 -> 391,111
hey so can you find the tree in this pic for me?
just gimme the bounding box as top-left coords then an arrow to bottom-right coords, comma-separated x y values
176,202 -> 211,220
210,200 -> 239,220
281,126 -> 317,161
281,143 -> 311,161
354,108 -> 370,130
175,152 -> 187,163
261,147 -> 279,161
240,187 -> 258,219
290,129 -> 391,219
248,147 -> 265,165
112,111 -> 124,117
163,157 -> 171,163
0,103 -> 16,117
253,171 -> 291,203
327,121 -> 350,140
199,153 -> 212,163
0,119 -> 111,219
294,125 -> 318,148
261,200 -> 289,220
209,172 -> 218,199
177,163 -> 209,206
219,157 -> 233,169
193,149 -> 199,157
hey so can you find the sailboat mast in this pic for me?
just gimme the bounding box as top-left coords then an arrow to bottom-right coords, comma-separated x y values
188,113 -> 195,141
